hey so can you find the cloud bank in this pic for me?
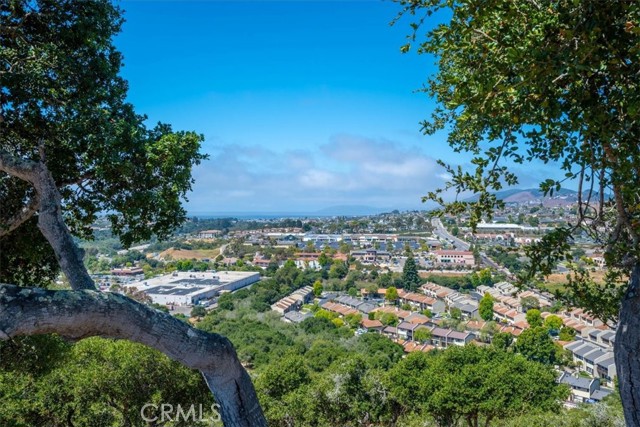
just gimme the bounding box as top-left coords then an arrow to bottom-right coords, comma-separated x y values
186,134 -> 448,214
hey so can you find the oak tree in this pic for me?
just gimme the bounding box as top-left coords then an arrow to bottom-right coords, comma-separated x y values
0,1 -> 266,425
395,0 -> 640,422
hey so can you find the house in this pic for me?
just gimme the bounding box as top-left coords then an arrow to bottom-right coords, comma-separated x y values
421,283 -> 456,300
271,297 -> 300,315
402,341 -> 435,353
294,259 -> 321,270
558,373 -> 613,404
197,230 -> 221,239
271,287 -> 313,315
252,252 -> 273,269
397,322 -> 421,341
321,302 -> 359,317
452,301 -> 480,320
382,326 -> 398,338
111,267 -> 144,276
283,311 -> 312,323
596,355 -> 617,383
564,341 -> 617,381
404,312 -> 431,325
397,289 -> 446,313
429,327 -> 474,348
360,318 -> 384,332
334,295 -> 377,314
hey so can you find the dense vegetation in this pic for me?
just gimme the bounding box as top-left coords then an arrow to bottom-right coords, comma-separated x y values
0,287 -> 624,426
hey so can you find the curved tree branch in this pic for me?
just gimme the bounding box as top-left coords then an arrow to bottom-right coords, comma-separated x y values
0,149 -> 38,182
0,284 -> 267,427
0,195 -> 39,237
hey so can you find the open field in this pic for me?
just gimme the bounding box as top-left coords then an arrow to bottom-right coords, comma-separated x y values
419,270 -> 470,278
157,247 -> 221,261
542,270 -> 610,293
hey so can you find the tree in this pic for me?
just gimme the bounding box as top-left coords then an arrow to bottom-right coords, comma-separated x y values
402,254 -> 421,291
413,327 -> 432,343
385,286 -> 399,305
0,2 -> 265,425
521,296 -> 541,312
380,312 -> 399,327
388,346 -> 567,427
328,261 -> 348,279
450,306 -> 462,321
396,0 -> 640,421
515,327 -> 557,365
312,279 -> 324,297
318,252 -> 331,268
544,315 -> 564,332
479,292 -> 495,321
526,309 -> 543,328
492,332 -> 513,350
0,337 -> 217,426
190,305 -> 206,318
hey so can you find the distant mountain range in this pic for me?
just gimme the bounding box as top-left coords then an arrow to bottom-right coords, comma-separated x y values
464,188 -> 608,206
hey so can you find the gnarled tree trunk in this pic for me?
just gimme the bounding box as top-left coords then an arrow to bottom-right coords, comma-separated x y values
0,284 -> 267,427
615,263 -> 640,426
0,151 -> 267,426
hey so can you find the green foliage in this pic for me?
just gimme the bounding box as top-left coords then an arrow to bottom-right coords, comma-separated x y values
544,315 -> 564,332
313,279 -> 323,296
492,332 -> 514,350
1,1 -> 206,261
387,346 -> 567,427
191,305 -> 206,317
521,296 -> 541,312
526,309 -> 543,328
217,292 -> 234,311
402,255 -> 421,291
328,261 -> 348,279
413,327 -> 432,343
344,313 -> 363,329
0,337 -> 213,426
380,312 -> 399,327
385,286 -> 399,303
515,327 -> 557,365
479,292 -> 495,321
396,0 -> 640,324
559,326 -> 577,342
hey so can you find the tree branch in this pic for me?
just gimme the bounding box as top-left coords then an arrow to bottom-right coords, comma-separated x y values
0,149 -> 38,182
0,195 -> 39,237
31,162 -> 96,290
0,285 -> 267,427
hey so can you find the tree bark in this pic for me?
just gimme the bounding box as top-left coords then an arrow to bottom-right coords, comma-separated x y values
0,284 -> 267,427
615,263 -> 640,427
32,163 -> 96,291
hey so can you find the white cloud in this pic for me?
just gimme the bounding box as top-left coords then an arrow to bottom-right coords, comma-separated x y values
186,134 -> 449,213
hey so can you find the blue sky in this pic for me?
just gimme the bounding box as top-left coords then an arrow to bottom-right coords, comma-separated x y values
115,1 -> 546,214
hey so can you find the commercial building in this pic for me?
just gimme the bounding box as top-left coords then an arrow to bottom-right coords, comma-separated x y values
125,271 -> 260,306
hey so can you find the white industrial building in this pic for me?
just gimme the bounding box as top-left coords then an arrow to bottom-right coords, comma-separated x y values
124,271 -> 260,306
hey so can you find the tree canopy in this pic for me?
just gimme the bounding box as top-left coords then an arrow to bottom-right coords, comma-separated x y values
0,2 -> 264,425
395,0 -> 640,422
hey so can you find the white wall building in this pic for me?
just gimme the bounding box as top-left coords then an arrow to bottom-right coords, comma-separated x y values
124,271 -> 260,306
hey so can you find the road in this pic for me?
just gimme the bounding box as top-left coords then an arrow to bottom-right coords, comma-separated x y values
431,218 -> 505,272
431,217 -> 470,250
